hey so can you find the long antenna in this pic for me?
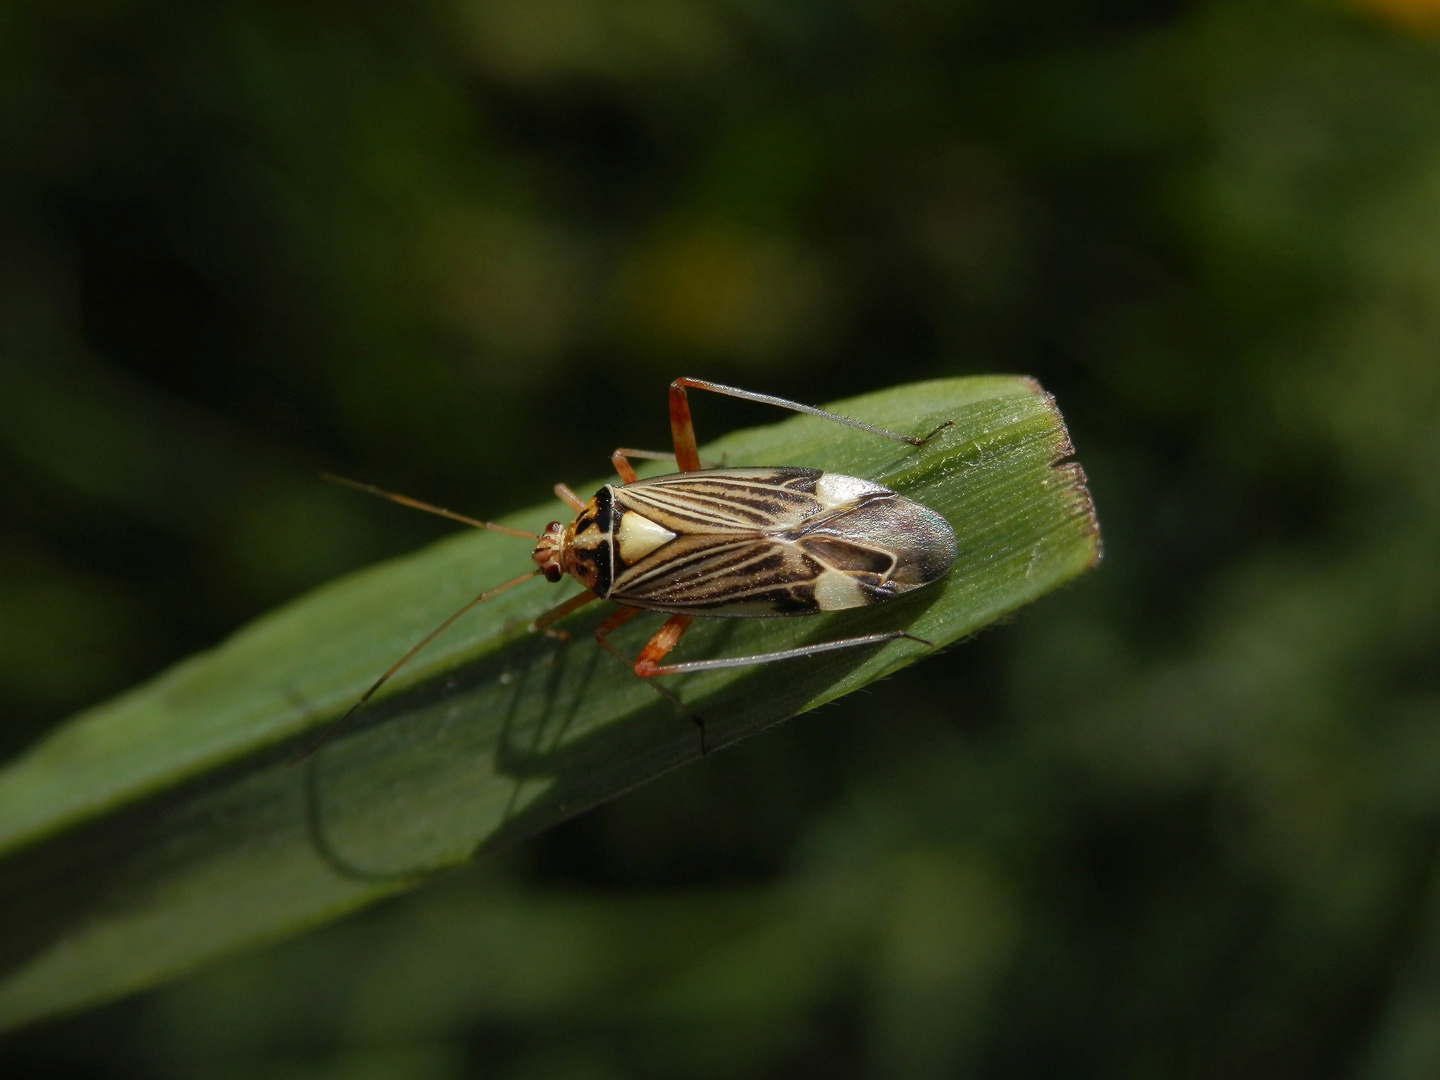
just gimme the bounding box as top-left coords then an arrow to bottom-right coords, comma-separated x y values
322,473 -> 537,539
290,568 -> 541,763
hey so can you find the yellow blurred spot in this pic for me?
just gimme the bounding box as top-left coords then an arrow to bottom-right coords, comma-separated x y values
619,222 -> 833,361
461,0 -> 730,82
1352,0 -> 1440,34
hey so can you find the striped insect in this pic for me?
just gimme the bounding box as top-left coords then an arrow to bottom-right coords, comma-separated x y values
308,378 -> 956,756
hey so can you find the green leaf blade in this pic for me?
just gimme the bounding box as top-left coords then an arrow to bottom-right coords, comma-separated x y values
0,375 -> 1098,1030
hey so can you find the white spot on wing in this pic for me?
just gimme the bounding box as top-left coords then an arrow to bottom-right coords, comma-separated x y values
815,473 -> 887,510
813,569 -> 869,610
617,511 -> 677,564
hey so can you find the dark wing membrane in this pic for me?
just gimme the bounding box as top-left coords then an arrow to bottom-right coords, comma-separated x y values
616,467 -> 824,533
798,536 -> 896,577
797,493 -> 956,588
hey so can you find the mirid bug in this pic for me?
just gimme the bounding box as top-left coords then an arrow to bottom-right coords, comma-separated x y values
307,378 -> 956,757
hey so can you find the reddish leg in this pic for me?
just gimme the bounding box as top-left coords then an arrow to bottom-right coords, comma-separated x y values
554,483 -> 585,512
610,448 -> 689,485
595,609 -> 695,677
592,605 -> 645,652
633,615 -> 693,675
594,608 -> 708,753
531,589 -> 598,639
669,382 -> 702,471
668,377 -> 954,473
609,450 -> 639,485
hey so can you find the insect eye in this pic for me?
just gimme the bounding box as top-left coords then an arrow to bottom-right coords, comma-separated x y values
545,521 -> 563,534
543,565 -> 563,583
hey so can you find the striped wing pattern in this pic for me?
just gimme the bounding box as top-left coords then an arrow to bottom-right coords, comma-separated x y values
616,468 -> 825,532
605,467 -> 956,616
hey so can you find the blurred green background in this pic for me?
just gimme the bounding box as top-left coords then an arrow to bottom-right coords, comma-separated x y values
4,0 -> 1440,1076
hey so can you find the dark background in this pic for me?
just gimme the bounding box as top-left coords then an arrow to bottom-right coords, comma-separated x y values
4,0 -> 1440,1077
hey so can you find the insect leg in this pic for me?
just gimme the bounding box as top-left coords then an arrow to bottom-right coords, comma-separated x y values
554,483 -> 585,511
610,448 -> 680,484
611,448 -> 721,483
637,631 -> 933,675
531,589 -> 598,640
594,608 -> 709,754
632,615 -> 693,675
609,450 -> 639,485
670,377 -> 954,458
593,604 -> 645,645
669,383 -> 703,471
615,448 -> 678,462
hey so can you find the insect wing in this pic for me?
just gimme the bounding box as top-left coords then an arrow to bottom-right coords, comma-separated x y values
616,467 -> 825,532
796,490 -> 957,590
607,468 -> 955,616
